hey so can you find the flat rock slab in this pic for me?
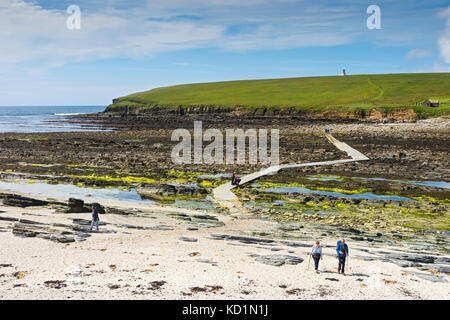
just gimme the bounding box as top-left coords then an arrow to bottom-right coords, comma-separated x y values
402,269 -> 448,283
354,254 -> 379,262
190,214 -> 219,221
11,218 -> 113,244
279,241 -> 311,248
196,258 -> 218,264
72,218 -> 107,226
149,225 -> 174,231
210,234 -> 275,244
435,257 -> 450,264
168,213 -> 224,228
252,254 -> 304,267
35,233 -> 75,243
0,216 -> 19,222
325,278 -> 340,281
105,207 -> 136,215
116,224 -> 150,230
385,253 -> 436,264
18,219 -> 49,225
0,194 -> 48,208
179,237 -> 198,242
434,265 -> 450,274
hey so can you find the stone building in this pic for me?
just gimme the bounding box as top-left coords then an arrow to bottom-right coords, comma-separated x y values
422,99 -> 439,107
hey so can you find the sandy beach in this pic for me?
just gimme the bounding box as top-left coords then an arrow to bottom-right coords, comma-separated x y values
0,190 -> 448,300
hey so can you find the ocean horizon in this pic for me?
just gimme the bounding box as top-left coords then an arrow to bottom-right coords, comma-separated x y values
0,105 -> 107,133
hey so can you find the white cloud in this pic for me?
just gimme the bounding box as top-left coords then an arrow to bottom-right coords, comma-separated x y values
406,48 -> 431,59
413,63 -> 450,73
0,0 -> 224,66
0,0 -> 360,71
2,0 -> 444,77
438,6 -> 450,64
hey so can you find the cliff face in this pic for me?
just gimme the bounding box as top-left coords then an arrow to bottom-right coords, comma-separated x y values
104,103 -> 419,121
311,108 -> 419,121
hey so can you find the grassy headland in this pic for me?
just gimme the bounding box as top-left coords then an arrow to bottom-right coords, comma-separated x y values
106,73 -> 450,118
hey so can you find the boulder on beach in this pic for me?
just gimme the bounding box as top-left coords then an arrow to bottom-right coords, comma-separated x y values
67,198 -> 89,213
65,199 -> 105,214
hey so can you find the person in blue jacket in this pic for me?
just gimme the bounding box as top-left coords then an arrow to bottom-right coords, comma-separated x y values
336,238 -> 349,274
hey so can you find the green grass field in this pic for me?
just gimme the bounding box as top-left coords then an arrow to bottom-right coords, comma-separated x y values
107,73 -> 450,117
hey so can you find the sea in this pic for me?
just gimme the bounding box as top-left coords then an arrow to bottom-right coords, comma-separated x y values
0,106 -> 108,133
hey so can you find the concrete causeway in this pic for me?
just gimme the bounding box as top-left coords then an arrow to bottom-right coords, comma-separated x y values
212,133 -> 369,215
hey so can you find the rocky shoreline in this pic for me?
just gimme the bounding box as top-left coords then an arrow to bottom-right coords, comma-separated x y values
102,103 -> 425,121
0,115 -> 448,295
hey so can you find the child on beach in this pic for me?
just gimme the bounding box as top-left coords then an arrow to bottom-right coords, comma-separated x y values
90,206 -> 100,231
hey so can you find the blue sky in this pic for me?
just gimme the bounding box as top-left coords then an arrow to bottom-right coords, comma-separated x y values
0,0 -> 449,106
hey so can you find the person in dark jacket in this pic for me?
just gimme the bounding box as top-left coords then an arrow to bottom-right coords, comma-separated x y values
90,206 -> 100,231
231,171 -> 241,186
336,238 -> 349,274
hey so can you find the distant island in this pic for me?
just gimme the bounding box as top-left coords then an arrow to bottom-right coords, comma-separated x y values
105,73 -> 450,120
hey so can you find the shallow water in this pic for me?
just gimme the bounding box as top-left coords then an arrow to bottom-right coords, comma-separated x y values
252,184 -> 414,201
0,106 -> 109,133
306,174 -> 450,189
0,180 -> 220,211
352,177 -> 450,189
198,173 -> 232,179
0,180 -> 154,204
306,175 -> 344,182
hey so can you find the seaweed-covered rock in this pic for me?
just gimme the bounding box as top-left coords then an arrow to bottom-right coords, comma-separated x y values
136,183 -> 177,197
136,183 -> 208,198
